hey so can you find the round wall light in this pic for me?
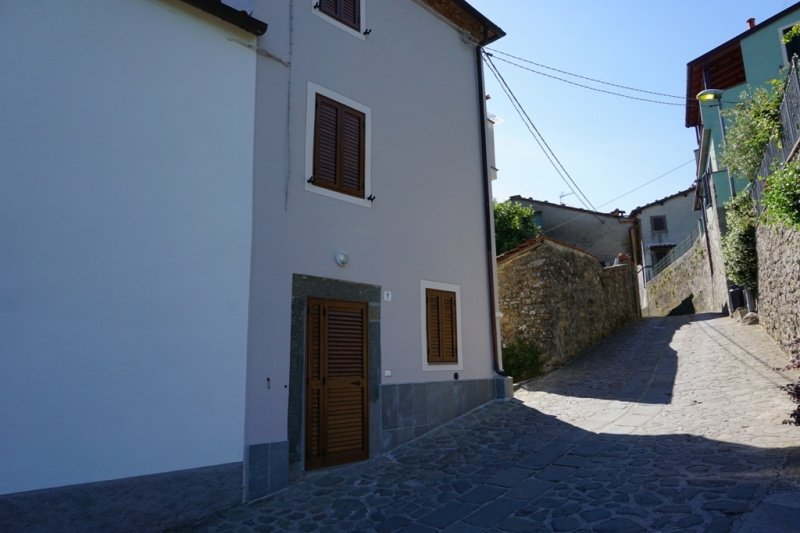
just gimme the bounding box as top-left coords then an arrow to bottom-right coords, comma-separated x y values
335,250 -> 349,268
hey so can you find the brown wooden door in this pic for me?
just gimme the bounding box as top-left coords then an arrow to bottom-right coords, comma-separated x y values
305,298 -> 368,469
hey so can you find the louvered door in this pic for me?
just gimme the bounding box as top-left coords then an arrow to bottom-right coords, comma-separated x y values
305,299 -> 369,469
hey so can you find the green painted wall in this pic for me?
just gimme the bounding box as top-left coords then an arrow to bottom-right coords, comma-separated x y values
698,9 -> 800,205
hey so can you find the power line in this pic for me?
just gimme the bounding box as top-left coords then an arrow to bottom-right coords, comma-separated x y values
597,158 -> 695,209
483,52 -> 604,220
488,54 -> 685,107
487,47 -> 686,100
537,158 -> 695,235
487,50 -> 739,106
484,55 -> 603,219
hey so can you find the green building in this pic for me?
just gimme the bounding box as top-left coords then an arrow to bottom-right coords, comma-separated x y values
686,2 -> 800,206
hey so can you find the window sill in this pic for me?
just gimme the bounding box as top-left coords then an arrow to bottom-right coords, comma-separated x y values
305,182 -> 371,207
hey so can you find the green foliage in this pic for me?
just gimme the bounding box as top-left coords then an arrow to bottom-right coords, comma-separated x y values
783,24 -> 800,45
763,161 -> 800,229
493,199 -> 541,255
720,81 -> 784,181
502,338 -> 542,383
721,191 -> 758,289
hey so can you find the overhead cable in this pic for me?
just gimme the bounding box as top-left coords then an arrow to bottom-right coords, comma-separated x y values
487,48 -> 686,100
483,52 -> 605,221
538,159 -> 695,235
488,54 -> 685,107
486,49 -> 738,106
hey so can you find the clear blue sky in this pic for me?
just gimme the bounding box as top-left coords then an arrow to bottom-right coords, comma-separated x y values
470,0 -> 793,213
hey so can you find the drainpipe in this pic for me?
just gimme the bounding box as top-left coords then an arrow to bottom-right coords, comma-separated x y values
700,185 -> 714,276
475,35 -> 506,378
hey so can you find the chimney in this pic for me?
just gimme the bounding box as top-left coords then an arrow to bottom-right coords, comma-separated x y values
747,17 -> 756,29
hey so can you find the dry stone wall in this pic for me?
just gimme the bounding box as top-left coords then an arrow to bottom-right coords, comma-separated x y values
497,238 -> 639,374
757,223 -> 800,352
644,235 -> 717,316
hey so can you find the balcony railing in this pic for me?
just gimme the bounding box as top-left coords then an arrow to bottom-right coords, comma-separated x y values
755,56 -> 800,210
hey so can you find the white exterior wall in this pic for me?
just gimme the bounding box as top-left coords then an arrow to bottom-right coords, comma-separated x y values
639,191 -> 699,279
0,1 -> 256,494
247,0 -> 495,445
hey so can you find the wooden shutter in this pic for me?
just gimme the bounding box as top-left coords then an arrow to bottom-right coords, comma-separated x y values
440,292 -> 457,363
305,300 -> 325,463
318,0 -> 360,30
319,0 -> 338,19
325,302 -> 367,460
340,108 -> 364,196
313,95 -> 338,188
340,0 -> 360,30
426,289 -> 458,364
305,299 -> 368,469
312,94 -> 365,198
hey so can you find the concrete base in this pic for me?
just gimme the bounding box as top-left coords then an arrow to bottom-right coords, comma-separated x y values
246,441 -> 289,501
381,378 -> 498,450
495,375 -> 513,399
0,462 -> 242,532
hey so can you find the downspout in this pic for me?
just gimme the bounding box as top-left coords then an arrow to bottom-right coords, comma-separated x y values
696,128 -> 715,277
700,186 -> 714,276
475,35 -> 506,377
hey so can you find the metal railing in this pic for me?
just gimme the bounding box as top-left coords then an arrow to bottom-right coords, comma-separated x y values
754,56 -> 800,210
651,226 -> 702,278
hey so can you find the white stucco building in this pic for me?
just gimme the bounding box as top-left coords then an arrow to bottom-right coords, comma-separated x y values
245,0 -> 507,500
0,0 -> 507,528
630,186 -> 701,307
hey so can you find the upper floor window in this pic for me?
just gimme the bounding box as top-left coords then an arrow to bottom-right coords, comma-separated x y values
318,0 -> 360,31
313,0 -> 365,39
305,83 -> 372,207
783,23 -> 800,65
650,215 -> 667,232
313,94 -> 365,198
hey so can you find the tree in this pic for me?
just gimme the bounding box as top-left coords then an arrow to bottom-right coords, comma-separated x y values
493,199 -> 541,255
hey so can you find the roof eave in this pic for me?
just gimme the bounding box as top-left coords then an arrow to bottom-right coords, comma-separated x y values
180,0 -> 268,36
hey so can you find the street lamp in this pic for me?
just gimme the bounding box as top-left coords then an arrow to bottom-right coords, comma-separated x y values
696,88 -> 735,196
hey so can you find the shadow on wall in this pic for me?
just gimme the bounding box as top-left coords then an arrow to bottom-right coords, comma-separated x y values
667,294 -> 696,316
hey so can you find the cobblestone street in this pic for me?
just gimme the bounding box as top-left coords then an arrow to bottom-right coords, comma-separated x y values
188,315 -> 800,532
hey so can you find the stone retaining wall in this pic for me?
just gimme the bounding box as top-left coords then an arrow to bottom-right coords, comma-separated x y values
643,235 -> 717,316
497,237 -> 639,374
756,223 -> 800,353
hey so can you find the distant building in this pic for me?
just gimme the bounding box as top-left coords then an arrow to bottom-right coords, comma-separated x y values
629,186 -> 700,308
509,196 -> 633,266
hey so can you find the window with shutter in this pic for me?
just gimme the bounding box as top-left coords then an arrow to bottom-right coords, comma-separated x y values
650,215 -> 667,232
424,288 -> 459,365
311,93 -> 366,200
316,0 -> 362,33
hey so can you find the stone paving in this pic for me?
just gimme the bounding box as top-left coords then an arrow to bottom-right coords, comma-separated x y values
185,314 -> 800,532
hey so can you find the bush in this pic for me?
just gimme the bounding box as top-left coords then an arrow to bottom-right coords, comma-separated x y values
763,161 -> 800,229
502,337 -> 543,382
493,199 -> 541,255
721,81 -> 784,181
721,191 -> 758,290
